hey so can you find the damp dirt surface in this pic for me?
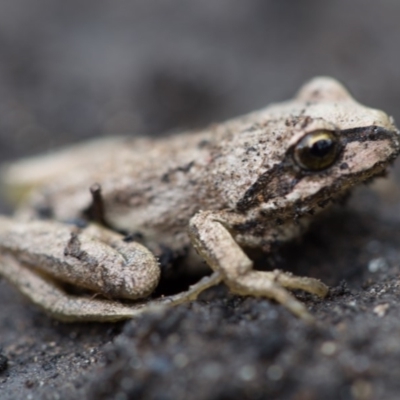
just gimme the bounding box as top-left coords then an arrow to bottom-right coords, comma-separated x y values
2,2 -> 400,400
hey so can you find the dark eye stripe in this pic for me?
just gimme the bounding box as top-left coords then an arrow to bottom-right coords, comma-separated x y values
340,126 -> 399,144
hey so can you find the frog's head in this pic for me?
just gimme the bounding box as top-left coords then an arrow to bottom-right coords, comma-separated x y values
236,77 -> 400,218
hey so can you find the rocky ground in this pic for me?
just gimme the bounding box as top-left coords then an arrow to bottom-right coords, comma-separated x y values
1,2 -> 400,399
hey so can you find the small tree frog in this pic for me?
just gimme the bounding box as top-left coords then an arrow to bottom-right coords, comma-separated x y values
0,77 -> 398,322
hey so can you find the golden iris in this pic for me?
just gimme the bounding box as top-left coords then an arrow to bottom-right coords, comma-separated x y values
294,130 -> 340,171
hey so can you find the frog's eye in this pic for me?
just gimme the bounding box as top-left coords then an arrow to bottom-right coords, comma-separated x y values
293,130 -> 340,171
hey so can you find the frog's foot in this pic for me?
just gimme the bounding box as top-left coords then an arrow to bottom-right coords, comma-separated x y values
189,211 -> 329,322
223,270 -> 328,322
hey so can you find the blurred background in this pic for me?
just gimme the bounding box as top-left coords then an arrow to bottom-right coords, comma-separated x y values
1,0 -> 400,211
3,4 -> 400,398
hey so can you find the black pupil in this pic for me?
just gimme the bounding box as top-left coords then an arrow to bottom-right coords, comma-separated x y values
310,139 -> 333,157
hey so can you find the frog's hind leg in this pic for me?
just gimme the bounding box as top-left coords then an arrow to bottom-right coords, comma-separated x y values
0,253 -> 155,322
189,211 -> 329,322
0,253 -> 223,322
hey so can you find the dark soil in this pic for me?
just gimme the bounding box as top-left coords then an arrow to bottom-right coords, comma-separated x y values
2,2 -> 400,399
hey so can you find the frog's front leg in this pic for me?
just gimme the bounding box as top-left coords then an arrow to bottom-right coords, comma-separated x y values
0,216 -> 163,321
188,211 -> 329,322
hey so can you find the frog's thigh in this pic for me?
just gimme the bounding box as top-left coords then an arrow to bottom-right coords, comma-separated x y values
0,253 -> 158,322
0,217 -> 161,300
189,211 -> 327,321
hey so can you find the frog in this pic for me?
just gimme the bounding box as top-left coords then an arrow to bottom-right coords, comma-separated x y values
0,76 -> 398,323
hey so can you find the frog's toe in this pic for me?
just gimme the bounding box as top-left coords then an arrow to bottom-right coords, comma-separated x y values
268,269 -> 329,298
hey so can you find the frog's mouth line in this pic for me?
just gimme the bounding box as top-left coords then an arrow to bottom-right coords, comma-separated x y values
236,126 -> 399,213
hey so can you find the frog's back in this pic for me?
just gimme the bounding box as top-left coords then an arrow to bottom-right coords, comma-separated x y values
2,107 -> 276,239
3,133 -> 209,223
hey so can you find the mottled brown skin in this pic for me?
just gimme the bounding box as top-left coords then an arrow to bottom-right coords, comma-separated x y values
0,77 -> 399,322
